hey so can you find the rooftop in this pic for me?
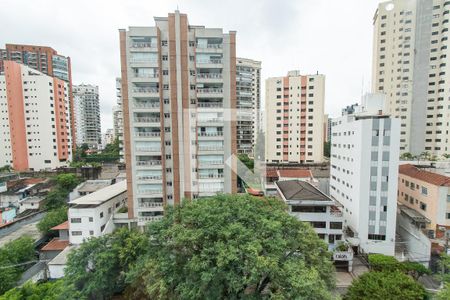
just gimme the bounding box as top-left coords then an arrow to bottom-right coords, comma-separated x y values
41,238 -> 69,251
398,204 -> 431,224
77,180 -> 112,193
278,169 -> 312,178
399,164 -> 450,187
276,180 -> 330,201
51,221 -> 68,231
70,180 -> 126,207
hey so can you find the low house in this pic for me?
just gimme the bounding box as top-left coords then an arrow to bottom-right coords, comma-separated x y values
276,180 -> 344,250
40,221 -> 70,261
0,207 -> 16,224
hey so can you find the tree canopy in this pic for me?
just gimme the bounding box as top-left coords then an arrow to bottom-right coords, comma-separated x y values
344,270 -> 426,300
0,280 -> 65,300
127,194 -> 335,299
37,206 -> 68,235
0,237 -> 36,295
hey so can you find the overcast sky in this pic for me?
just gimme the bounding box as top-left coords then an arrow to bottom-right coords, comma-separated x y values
1,0 -> 381,133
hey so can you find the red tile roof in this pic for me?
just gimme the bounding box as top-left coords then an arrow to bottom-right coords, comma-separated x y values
41,238 -> 69,251
50,221 -> 68,231
278,169 -> 312,178
399,164 -> 450,187
266,169 -> 278,178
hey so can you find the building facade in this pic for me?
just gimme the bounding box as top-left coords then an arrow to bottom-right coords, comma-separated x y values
102,129 -> 115,148
372,0 -> 450,156
330,102 -> 400,255
398,163 -> 450,234
120,11 -> 237,226
112,78 -> 125,162
73,84 -> 101,149
276,180 -> 344,249
265,71 -> 325,164
0,43 -> 75,149
236,58 -> 261,156
0,61 -> 73,171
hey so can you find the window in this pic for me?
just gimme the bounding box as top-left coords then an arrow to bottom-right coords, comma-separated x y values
421,187 -> 428,195
291,206 -> 326,213
368,234 -> 386,240
70,218 -> 81,223
420,202 -> 427,211
71,231 -> 82,236
89,230 -> 94,235
330,222 -> 342,229
309,221 -> 326,228
89,217 -> 93,222
100,212 -> 104,218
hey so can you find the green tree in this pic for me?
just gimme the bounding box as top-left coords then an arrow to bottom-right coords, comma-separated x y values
369,253 -> 402,272
56,174 -> 79,191
37,206 -> 68,235
324,141 -> 331,158
237,154 -> 254,171
43,189 -> 69,210
63,228 -> 148,300
0,237 -> 36,295
344,271 -> 426,300
127,194 -> 335,300
0,280 -> 65,300
436,283 -> 450,300
400,152 -> 414,160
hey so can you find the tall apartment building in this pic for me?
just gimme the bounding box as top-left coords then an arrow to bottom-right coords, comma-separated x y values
330,97 -> 400,255
372,0 -> 450,156
0,61 -> 73,171
113,78 -> 125,162
120,11 -> 237,225
1,44 -> 75,150
73,84 -> 101,149
236,58 -> 261,156
265,71 -> 325,163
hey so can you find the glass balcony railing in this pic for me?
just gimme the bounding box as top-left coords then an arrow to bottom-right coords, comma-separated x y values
138,216 -> 163,222
197,73 -> 223,79
134,102 -> 160,109
138,189 -> 163,195
139,202 -> 164,208
134,132 -> 161,137
197,102 -> 223,108
132,87 -> 159,93
198,118 -> 224,123
137,175 -> 163,180
136,160 -> 162,166
198,160 -> 224,166
197,88 -> 223,94
198,132 -> 223,137
197,59 -> 222,64
198,173 -> 224,179
134,117 -> 161,123
135,147 -> 160,152
131,42 -> 158,48
198,145 -> 224,151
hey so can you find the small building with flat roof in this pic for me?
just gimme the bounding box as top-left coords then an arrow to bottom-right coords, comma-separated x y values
68,180 -> 127,244
276,180 -> 344,249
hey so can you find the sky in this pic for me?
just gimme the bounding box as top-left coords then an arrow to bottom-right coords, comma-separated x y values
0,0 -> 382,133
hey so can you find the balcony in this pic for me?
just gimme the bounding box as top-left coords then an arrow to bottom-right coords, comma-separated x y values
198,117 -> 224,124
139,202 -> 164,208
134,102 -> 160,109
134,132 -> 161,138
137,173 -> 162,179
196,59 -> 223,66
132,87 -> 159,95
138,216 -> 163,223
130,42 -> 158,49
198,131 -> 224,137
197,102 -> 223,109
198,173 -> 224,179
198,160 -> 224,166
136,160 -> 162,167
138,189 -> 163,195
132,73 -> 159,80
197,73 -> 223,79
197,88 -> 223,94
134,117 -> 161,123
198,145 -> 224,151
136,147 -> 160,154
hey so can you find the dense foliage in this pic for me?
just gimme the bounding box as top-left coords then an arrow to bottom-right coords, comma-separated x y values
43,174 -> 80,210
237,154 -> 254,171
126,194 -> 335,299
37,206 -> 68,235
368,254 -> 430,279
0,237 -> 36,295
73,139 -> 120,164
0,280 -> 64,300
344,270 -> 426,300
63,228 -> 148,300
324,141 -> 331,158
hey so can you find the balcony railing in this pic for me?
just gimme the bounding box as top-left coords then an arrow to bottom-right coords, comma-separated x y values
197,88 -> 223,94
132,87 -> 159,93
134,132 -> 161,137
198,160 -> 224,166
197,59 -> 222,64
198,132 -> 224,137
138,189 -> 163,195
139,202 -> 164,208
198,173 -> 224,179
197,102 -> 223,108
133,73 -> 159,78
138,216 -> 163,223
131,42 -> 157,48
199,188 -> 224,193
197,73 -> 223,79
134,103 -> 160,109
198,145 -> 224,151
130,59 -> 158,64
330,211 -> 343,217
136,147 -> 160,152
136,160 -> 162,166
137,175 -> 162,180
198,118 -> 224,123
134,117 -> 161,123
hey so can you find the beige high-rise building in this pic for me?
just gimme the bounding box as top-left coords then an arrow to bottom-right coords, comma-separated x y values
236,58 -> 261,156
120,11 -> 237,226
265,71 -> 325,164
372,0 -> 450,156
